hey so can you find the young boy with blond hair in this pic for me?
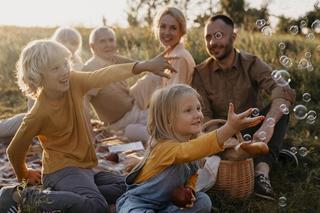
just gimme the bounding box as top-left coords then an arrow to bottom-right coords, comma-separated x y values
1,39 -> 176,213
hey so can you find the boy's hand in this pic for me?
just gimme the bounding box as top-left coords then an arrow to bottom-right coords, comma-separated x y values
227,103 -> 265,133
132,48 -> 178,78
26,169 -> 41,185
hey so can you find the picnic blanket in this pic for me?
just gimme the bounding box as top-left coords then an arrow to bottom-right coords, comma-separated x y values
0,121 -> 145,188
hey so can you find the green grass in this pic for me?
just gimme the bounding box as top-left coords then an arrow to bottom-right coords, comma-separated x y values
0,26 -> 319,212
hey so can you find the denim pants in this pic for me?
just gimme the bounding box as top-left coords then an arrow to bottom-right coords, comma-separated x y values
117,163 -> 212,213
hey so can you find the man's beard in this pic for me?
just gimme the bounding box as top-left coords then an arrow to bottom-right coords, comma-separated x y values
208,37 -> 234,61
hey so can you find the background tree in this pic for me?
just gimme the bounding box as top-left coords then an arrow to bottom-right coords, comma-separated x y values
220,0 -> 245,27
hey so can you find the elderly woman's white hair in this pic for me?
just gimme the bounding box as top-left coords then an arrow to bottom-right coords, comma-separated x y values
153,7 -> 187,39
16,40 -> 71,98
51,27 -> 82,54
89,26 -> 116,45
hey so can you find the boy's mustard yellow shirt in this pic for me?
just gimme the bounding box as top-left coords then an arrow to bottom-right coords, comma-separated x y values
134,131 -> 222,191
7,63 -> 135,181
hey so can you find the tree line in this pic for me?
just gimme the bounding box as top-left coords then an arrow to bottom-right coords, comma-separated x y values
124,0 -> 320,34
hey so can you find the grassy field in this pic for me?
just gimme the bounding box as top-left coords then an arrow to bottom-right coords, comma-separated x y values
0,25 -> 319,212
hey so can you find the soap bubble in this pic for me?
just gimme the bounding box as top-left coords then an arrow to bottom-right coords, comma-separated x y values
272,70 -> 291,87
307,110 -> 317,120
298,147 -> 308,157
261,26 -> 273,36
302,93 -> 311,102
305,52 -> 312,58
300,20 -> 307,28
256,19 -> 267,29
279,56 -> 293,68
307,65 -> 314,72
306,117 -> 316,124
290,147 -> 297,154
251,108 -> 260,117
278,196 -> 287,207
311,19 -> 320,33
298,58 -> 310,70
278,42 -> 286,50
280,104 -> 289,115
306,32 -> 315,40
266,117 -> 275,127
289,25 -> 299,35
293,105 -> 308,120
258,131 -> 267,141
243,134 -> 251,141
214,31 -> 223,40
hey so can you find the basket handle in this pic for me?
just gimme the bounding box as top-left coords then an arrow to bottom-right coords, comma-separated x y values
202,119 -> 243,143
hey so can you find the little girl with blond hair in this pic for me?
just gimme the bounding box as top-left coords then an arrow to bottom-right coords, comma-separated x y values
117,84 -> 264,212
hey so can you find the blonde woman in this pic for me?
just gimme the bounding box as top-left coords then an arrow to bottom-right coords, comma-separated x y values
153,6 -> 195,85
52,26 -> 84,70
130,7 -> 195,110
116,84 -> 264,212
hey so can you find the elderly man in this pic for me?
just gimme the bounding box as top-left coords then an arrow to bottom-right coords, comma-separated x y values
192,15 -> 296,200
82,27 -> 149,142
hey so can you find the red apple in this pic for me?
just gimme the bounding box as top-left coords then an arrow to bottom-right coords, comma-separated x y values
105,153 -> 119,163
170,186 -> 193,207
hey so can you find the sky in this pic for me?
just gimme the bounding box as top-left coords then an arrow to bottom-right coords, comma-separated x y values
0,0 -> 318,28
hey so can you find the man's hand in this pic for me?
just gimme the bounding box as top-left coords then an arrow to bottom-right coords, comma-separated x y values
26,169 -> 41,185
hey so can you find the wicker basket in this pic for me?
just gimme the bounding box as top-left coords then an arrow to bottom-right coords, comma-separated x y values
203,119 -> 254,199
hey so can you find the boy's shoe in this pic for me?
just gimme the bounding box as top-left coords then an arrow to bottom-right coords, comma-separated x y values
278,149 -> 299,167
0,185 -> 19,213
254,174 -> 275,200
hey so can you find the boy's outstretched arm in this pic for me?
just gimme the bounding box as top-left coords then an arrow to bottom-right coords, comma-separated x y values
79,48 -> 178,93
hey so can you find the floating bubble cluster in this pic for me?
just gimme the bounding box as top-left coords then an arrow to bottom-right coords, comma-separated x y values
279,56 -> 293,68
